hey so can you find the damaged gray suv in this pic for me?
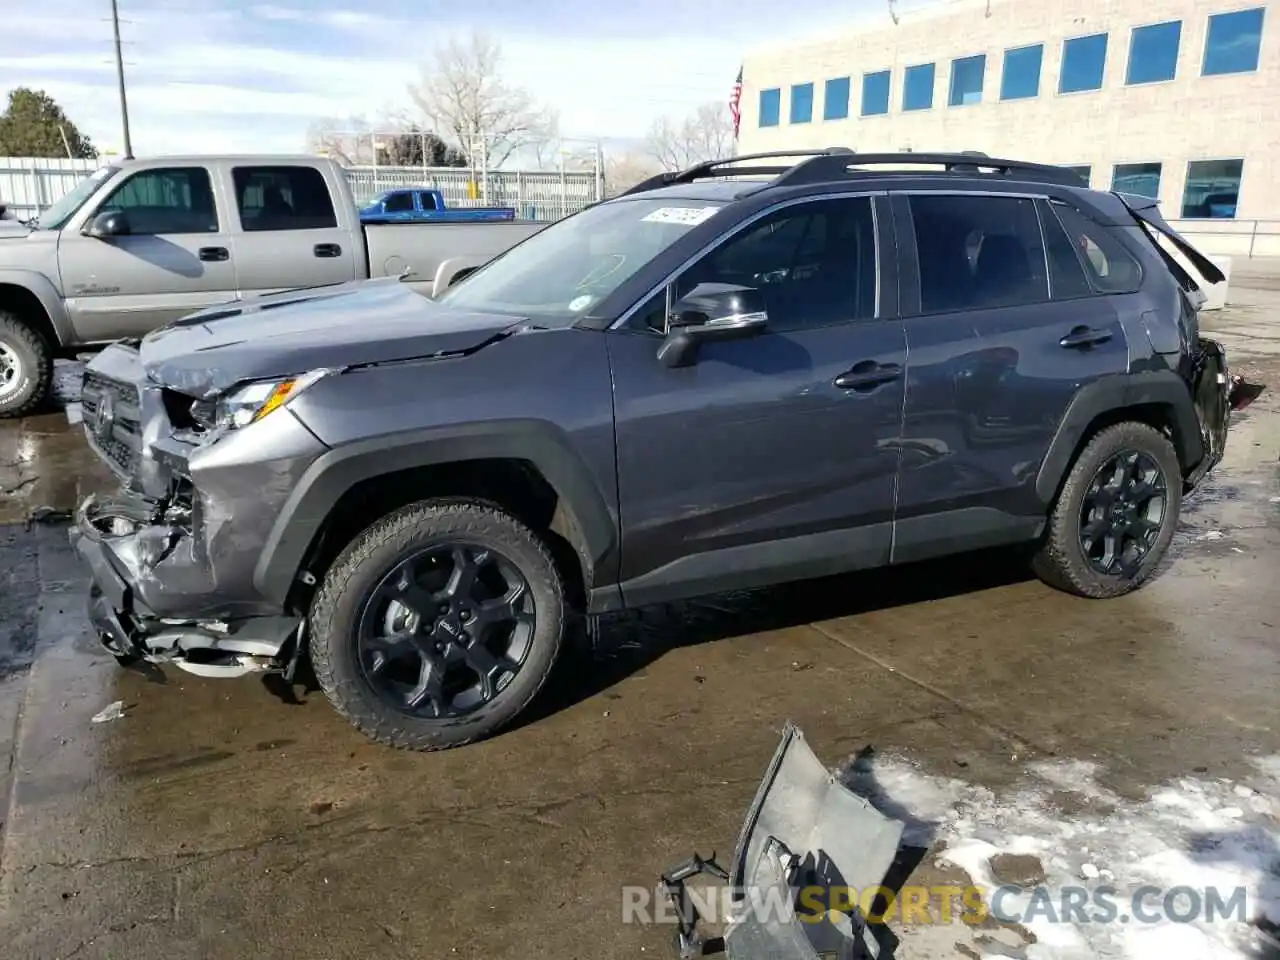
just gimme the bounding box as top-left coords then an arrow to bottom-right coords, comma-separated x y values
71,150 -> 1240,751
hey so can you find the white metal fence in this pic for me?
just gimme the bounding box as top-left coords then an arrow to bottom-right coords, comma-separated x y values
0,156 -> 601,223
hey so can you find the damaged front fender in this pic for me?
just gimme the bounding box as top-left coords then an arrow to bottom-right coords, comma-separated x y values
663,723 -> 905,960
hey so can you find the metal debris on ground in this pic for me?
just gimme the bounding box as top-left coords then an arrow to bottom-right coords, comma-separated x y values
661,722 -> 904,959
90,700 -> 126,724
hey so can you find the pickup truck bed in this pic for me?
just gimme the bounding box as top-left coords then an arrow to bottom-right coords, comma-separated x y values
0,154 -> 546,416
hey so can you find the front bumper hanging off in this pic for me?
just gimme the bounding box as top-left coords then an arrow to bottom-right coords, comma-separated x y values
660,723 -> 906,960
71,491 -> 302,678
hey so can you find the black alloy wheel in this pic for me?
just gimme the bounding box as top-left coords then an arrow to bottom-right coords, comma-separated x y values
1077,450 -> 1169,578
356,542 -> 536,718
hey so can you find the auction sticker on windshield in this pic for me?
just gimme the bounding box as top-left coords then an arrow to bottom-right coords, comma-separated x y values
640,206 -> 720,226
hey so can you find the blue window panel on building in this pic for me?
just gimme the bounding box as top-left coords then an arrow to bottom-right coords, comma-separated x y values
791,82 -> 815,123
759,88 -> 781,127
1203,8 -> 1265,76
1182,159 -> 1244,218
1060,33 -> 1108,92
949,54 -> 986,105
1066,165 -> 1091,186
861,70 -> 891,115
1001,43 -> 1044,99
1112,162 -> 1162,200
1127,21 -> 1181,85
824,77 -> 851,120
903,63 -> 935,110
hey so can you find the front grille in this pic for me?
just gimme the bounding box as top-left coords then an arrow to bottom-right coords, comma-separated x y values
81,372 -> 142,477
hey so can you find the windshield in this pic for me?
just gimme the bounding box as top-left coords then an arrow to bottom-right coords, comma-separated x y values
437,196 -> 727,323
33,165 -> 119,230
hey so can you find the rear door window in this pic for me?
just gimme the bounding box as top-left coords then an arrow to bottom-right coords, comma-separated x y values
1037,199 -> 1094,300
232,165 -> 338,232
1047,201 -> 1143,294
907,194 -> 1049,312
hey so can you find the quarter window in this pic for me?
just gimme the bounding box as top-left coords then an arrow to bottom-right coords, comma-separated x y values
233,165 -> 338,232
1126,21 -> 1181,85
1181,159 -> 1243,219
672,197 -> 878,332
1049,201 -> 1143,294
908,194 -> 1048,312
97,166 -> 218,235
1203,8 -> 1265,75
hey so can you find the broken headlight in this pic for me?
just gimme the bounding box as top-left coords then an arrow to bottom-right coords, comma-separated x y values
214,369 -> 334,430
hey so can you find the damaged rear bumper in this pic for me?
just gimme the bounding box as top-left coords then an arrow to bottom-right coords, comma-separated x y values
72,491 -> 302,678
1185,337 -> 1246,490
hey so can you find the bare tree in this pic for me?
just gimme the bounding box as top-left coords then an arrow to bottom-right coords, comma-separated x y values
306,116 -> 373,165
602,151 -> 663,197
644,101 -> 735,172
407,31 -> 558,169
306,115 -> 468,167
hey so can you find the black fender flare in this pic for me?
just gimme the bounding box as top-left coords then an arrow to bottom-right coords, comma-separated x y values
1035,371 -> 1204,505
252,419 -> 619,606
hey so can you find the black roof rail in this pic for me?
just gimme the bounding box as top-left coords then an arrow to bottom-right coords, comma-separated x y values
774,152 -> 1086,188
620,147 -> 856,197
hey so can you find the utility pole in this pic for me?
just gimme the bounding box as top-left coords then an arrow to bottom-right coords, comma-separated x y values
110,0 -> 133,158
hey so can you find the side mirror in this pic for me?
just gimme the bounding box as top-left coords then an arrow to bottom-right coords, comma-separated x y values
85,210 -> 130,238
658,282 -> 768,368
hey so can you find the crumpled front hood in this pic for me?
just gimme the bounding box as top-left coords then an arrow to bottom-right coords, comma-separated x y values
140,277 -> 527,398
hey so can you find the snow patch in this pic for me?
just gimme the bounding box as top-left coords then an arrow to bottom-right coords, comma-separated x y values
838,753 -> 1280,959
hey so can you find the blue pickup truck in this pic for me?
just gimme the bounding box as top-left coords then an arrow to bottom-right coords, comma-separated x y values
358,187 -> 517,223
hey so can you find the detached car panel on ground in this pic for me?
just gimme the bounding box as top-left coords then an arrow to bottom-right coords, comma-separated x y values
71,150 -> 1241,751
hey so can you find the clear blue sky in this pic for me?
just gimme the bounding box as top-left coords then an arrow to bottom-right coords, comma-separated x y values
1,0 -> 913,156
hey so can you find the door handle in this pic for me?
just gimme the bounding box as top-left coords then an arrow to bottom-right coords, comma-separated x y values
834,361 -> 903,391
198,246 -> 229,262
314,243 -> 342,258
1059,325 -> 1113,349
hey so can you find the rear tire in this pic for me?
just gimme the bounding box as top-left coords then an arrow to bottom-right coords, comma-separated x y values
1033,422 -> 1182,598
0,312 -> 53,418
309,499 -> 565,751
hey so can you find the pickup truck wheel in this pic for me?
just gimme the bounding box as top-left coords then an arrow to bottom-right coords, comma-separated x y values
1032,422 -> 1182,598
0,313 -> 52,419
309,499 -> 565,751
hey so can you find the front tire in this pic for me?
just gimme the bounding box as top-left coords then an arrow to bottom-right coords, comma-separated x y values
310,499 -> 565,751
0,312 -> 53,418
1033,422 -> 1182,599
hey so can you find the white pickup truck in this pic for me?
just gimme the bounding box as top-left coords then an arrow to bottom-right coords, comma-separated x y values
0,154 -> 547,416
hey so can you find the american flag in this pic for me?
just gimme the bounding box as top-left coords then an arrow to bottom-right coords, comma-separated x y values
729,66 -> 743,140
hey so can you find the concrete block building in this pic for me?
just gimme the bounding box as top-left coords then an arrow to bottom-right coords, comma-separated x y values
738,0 -> 1275,227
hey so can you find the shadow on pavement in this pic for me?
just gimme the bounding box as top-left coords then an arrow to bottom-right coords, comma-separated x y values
518,545 -> 1035,734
